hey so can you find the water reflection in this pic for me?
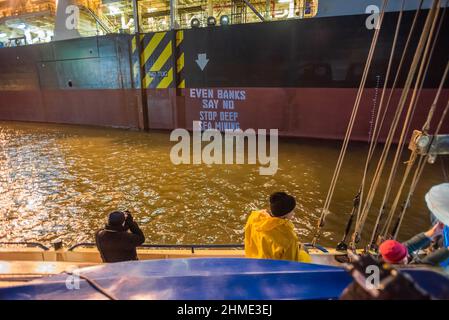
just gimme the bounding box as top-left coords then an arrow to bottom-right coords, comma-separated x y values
0,121 -> 446,247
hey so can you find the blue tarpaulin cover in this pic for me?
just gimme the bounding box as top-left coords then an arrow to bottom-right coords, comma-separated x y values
0,258 -> 352,300
1,258 -> 448,300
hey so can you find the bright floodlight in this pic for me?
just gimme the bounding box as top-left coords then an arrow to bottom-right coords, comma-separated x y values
207,16 -> 216,26
191,18 -> 200,28
220,15 -> 230,25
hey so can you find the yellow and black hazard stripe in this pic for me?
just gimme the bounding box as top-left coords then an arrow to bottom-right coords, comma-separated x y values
175,30 -> 186,89
131,32 -> 176,89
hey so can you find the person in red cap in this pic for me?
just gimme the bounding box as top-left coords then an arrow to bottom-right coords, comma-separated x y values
379,222 -> 445,265
379,240 -> 408,264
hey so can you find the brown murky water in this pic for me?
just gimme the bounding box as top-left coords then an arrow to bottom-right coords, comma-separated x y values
0,121 -> 447,248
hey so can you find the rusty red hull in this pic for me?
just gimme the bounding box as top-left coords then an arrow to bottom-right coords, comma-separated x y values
1,87 -> 447,142
0,89 -> 141,129
183,87 -> 449,141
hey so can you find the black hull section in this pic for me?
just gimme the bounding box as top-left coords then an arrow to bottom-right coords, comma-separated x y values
183,10 -> 449,88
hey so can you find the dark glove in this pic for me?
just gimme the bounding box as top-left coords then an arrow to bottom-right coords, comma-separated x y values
124,211 -> 134,225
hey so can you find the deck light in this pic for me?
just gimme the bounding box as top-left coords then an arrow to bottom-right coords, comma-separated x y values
207,16 -> 216,26
191,18 -> 200,28
220,15 -> 230,25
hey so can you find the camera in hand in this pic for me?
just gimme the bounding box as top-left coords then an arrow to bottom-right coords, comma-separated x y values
124,211 -> 133,226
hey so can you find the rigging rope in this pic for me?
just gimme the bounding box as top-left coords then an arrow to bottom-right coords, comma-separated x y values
381,5 -> 448,239
392,96 -> 449,239
363,0 -> 426,248
352,0 -> 407,248
63,271 -> 118,300
369,0 -> 425,152
363,0 -> 427,205
372,6 -> 443,244
311,0 -> 389,246
337,0 -> 407,250
385,47 -> 449,239
351,0 -> 441,247
442,157 -> 449,182
376,0 -> 447,240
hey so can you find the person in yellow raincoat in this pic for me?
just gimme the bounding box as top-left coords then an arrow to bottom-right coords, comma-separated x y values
244,192 -> 312,263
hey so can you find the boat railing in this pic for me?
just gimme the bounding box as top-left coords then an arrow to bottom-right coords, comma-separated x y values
0,242 -> 50,251
0,241 -> 329,254
69,242 -> 330,253
68,243 -> 245,253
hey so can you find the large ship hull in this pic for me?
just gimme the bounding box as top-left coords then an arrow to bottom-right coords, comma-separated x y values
0,9 -> 448,141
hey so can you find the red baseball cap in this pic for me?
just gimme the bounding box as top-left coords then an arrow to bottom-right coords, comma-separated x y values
379,240 -> 408,264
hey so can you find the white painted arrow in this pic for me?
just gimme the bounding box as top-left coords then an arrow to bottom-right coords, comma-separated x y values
195,53 -> 209,71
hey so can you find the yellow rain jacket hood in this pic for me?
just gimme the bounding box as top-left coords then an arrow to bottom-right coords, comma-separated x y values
244,210 -> 312,263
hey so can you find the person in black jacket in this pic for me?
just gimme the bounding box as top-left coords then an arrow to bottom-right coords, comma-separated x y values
95,211 -> 145,263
